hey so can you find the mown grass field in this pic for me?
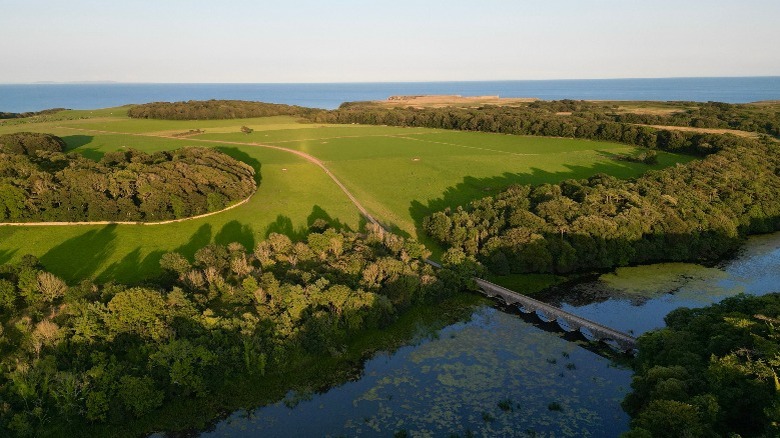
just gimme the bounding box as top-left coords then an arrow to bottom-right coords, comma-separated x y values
0,109 -> 693,282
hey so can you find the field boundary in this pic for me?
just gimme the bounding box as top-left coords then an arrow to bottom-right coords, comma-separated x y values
0,126 -> 380,228
0,190 -> 255,227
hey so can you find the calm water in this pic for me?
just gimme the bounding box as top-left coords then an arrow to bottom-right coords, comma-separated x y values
199,233 -> 780,437
2,77 -> 780,113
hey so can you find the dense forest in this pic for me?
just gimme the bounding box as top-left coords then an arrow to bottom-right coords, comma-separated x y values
421,134 -> 780,274
622,293 -> 780,437
127,99 -> 322,120
325,100 -> 780,138
0,133 -> 255,222
310,102 -> 780,274
0,225 -> 477,436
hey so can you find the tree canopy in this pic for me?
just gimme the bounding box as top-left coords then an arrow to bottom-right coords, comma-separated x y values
0,132 -> 66,155
0,225 -> 477,436
0,137 -> 256,222
127,99 -> 322,120
315,100 -> 780,275
623,293 -> 780,437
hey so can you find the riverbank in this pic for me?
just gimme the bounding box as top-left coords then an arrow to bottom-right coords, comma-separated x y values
193,231 -> 780,437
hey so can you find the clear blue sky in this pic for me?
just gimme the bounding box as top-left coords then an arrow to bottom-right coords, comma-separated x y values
1,0 -> 778,83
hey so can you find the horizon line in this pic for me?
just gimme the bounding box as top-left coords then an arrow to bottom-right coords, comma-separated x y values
2,75 -> 779,85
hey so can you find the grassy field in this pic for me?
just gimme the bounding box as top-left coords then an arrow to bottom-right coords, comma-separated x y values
0,109 -> 693,282
218,127 -> 692,240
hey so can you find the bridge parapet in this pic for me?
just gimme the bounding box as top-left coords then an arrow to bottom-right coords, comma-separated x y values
473,278 -> 637,353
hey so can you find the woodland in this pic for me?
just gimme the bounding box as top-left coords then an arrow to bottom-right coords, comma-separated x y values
0,133 -> 256,222
1,99 -> 779,436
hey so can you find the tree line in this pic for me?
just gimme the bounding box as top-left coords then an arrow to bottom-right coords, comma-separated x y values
0,108 -> 66,120
328,99 -> 780,138
621,293 -> 780,437
0,133 -> 256,222
421,134 -> 780,274
0,224 -> 477,436
303,102 -> 780,274
127,99 -> 322,120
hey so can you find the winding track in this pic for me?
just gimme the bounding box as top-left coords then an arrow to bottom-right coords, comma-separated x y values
0,126 -> 381,228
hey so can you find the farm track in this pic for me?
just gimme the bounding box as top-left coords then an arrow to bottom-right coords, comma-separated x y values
0,126 -> 381,228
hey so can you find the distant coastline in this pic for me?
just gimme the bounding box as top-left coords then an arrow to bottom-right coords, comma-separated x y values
1,77 -> 779,112
31,80 -> 119,84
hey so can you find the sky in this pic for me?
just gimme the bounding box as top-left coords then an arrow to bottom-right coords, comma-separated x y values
1,0 -> 778,83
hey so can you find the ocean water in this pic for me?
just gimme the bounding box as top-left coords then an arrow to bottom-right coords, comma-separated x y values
1,77 -> 779,113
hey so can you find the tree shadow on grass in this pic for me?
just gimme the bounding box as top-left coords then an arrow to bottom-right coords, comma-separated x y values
307,205 -> 352,232
0,228 -> 18,265
215,146 -> 263,185
174,224 -> 213,260
408,159 -> 672,259
61,135 -> 93,151
264,215 -> 308,241
0,248 -> 17,265
97,248 -> 166,285
61,135 -> 105,161
40,225 -> 117,282
215,220 -> 255,249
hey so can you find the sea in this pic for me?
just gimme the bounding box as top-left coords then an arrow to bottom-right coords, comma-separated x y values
1,77 -> 779,113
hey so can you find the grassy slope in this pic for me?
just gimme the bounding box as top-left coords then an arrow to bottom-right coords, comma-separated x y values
201,128 -> 693,237
0,109 -> 692,283
0,114 -> 363,283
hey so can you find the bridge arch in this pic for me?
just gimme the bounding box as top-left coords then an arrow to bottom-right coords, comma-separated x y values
473,278 -> 637,354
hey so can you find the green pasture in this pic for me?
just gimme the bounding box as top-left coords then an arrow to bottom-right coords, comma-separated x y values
215,128 -> 693,238
0,108 -> 694,282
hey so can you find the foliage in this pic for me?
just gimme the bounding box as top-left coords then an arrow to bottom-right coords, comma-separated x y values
0,226 -> 473,436
0,141 -> 255,222
622,293 -> 780,437
127,99 -> 321,120
381,104 -> 780,275
324,99 -> 780,138
0,132 -> 65,155
422,133 -> 780,274
0,108 -> 66,120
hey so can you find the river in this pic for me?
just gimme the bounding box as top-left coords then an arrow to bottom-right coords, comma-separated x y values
197,233 -> 780,437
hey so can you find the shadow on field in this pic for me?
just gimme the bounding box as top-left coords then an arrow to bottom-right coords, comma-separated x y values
307,205 -> 352,232
264,215 -> 308,241
215,220 -> 255,249
215,146 -> 263,185
408,160 -> 661,255
61,135 -> 93,151
40,225 -> 117,281
61,135 -> 105,161
0,248 -> 17,265
175,224 -> 213,260
98,248 -> 165,284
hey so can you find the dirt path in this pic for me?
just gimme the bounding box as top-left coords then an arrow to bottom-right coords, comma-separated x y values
0,126 -> 381,228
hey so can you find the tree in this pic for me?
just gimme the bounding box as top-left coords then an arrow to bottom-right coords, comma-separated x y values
36,271 -> 67,303
117,375 -> 164,417
106,288 -> 170,341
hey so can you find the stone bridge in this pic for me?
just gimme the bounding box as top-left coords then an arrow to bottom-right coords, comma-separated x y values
473,278 -> 637,353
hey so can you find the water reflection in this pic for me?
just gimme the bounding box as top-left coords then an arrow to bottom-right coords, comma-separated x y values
203,308 -> 631,437
550,233 -> 780,336
203,232 -> 780,437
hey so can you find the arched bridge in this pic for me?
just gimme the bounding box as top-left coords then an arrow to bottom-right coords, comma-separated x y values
473,278 -> 637,353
